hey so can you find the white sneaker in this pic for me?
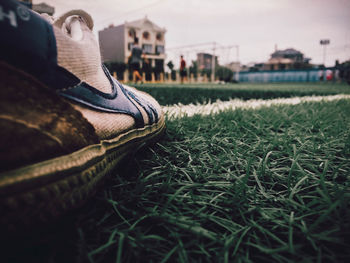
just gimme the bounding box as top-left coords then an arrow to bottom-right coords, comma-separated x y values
0,0 -> 165,229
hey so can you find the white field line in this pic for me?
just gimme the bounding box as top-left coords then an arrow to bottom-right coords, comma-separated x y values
162,94 -> 350,118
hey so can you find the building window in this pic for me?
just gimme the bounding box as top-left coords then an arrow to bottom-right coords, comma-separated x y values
142,44 -> 153,54
156,32 -> 163,41
143,31 -> 150,40
156,45 -> 164,54
128,29 -> 136,39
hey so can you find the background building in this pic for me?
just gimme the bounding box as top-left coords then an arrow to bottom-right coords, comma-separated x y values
197,53 -> 218,70
225,61 -> 240,73
99,17 -> 166,73
19,0 -> 55,15
263,48 -> 311,71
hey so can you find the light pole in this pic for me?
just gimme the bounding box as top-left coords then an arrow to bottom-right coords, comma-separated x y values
211,42 -> 216,82
234,45 -> 239,82
320,39 -> 330,81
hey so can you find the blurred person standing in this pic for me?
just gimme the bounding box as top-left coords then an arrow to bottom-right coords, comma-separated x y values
129,37 -> 143,83
180,55 -> 187,83
142,57 -> 152,82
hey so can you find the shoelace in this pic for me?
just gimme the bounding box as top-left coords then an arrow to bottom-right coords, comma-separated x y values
63,16 -> 84,41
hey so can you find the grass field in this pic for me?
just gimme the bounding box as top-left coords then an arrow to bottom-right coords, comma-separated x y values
2,83 -> 350,263
135,83 -> 350,105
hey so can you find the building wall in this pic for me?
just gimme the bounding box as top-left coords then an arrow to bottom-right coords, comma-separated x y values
197,53 -> 218,70
124,26 -> 166,67
99,19 -> 166,69
99,25 -> 125,63
124,27 -> 165,56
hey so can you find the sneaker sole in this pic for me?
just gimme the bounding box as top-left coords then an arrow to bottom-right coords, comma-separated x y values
0,116 -> 165,229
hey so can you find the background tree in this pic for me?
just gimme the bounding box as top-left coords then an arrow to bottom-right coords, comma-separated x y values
338,60 -> 350,84
167,61 -> 176,81
189,60 -> 198,80
216,66 -> 234,82
104,62 -> 127,80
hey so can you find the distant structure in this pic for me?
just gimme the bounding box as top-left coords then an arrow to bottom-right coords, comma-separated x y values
99,17 -> 166,72
240,62 -> 265,72
226,61 -> 240,72
32,2 -> 54,15
19,0 -> 55,15
263,48 -> 311,71
240,48 -> 313,73
197,53 -> 218,70
238,47 -> 325,83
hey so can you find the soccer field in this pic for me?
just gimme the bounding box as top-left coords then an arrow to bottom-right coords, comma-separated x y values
3,83 -> 350,262
135,82 -> 350,106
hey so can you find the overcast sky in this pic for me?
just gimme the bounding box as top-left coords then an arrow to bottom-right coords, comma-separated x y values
38,0 -> 350,67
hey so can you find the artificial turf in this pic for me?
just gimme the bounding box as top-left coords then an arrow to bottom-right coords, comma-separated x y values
135,83 -> 350,106
2,98 -> 350,263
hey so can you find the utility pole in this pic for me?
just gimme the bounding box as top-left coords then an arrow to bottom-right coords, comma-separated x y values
211,42 -> 216,82
235,45 -> 240,82
320,39 -> 330,81
186,51 -> 190,83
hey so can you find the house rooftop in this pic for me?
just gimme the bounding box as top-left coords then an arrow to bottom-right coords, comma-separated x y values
124,17 -> 166,32
272,48 -> 303,57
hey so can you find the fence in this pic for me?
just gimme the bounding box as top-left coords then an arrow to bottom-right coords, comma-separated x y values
114,68 -> 338,84
239,68 -> 335,83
